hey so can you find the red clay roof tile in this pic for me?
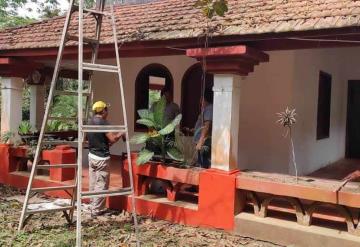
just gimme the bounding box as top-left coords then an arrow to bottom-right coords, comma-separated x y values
1,0 -> 360,51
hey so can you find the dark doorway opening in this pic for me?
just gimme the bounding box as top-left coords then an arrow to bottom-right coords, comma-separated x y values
181,63 -> 213,131
346,80 -> 360,158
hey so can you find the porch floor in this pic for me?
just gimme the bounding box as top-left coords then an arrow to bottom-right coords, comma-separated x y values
308,159 -> 360,181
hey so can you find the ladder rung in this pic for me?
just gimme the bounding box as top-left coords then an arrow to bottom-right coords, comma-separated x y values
81,187 -> 132,199
26,206 -> 73,215
83,63 -> 118,73
31,185 -> 76,193
48,116 -> 78,121
36,164 -> 78,169
66,34 -> 99,45
72,5 -> 108,16
82,125 -> 127,133
54,90 -> 91,96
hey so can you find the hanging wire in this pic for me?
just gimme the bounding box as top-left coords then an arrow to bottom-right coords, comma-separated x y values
200,19 -> 210,125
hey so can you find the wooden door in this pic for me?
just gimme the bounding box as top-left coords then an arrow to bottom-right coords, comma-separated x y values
346,80 -> 360,158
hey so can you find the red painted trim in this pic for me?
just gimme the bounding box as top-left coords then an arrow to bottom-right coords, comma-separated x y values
186,45 -> 269,75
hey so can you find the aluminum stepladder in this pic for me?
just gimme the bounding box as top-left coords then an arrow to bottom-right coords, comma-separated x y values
18,1 -> 140,246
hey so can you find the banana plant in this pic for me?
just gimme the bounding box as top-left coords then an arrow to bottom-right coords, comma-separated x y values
131,96 -> 184,165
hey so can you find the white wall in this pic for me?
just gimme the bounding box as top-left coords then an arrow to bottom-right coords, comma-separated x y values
237,51 -> 295,173
90,47 -> 360,175
238,47 -> 360,175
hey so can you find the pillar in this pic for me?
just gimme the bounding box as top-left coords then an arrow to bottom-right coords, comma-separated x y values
1,77 -> 24,134
186,45 -> 269,230
29,85 -> 45,130
211,74 -> 241,171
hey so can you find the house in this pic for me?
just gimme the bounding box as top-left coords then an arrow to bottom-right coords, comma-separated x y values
1,0 -> 360,246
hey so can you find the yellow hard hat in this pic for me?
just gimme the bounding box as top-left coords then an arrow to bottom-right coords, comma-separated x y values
92,101 -> 108,113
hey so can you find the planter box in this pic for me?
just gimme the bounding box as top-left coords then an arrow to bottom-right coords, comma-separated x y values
122,152 -> 202,201
10,146 -> 28,158
42,145 -> 76,182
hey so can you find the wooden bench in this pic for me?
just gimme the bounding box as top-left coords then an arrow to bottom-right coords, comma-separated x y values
236,171 -> 360,236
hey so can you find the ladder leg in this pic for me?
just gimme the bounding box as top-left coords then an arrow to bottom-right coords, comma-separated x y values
69,169 -> 78,223
109,4 -> 140,246
18,0 -> 76,231
76,0 -> 85,246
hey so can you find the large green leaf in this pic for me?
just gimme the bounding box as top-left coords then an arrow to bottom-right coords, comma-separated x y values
130,133 -> 150,145
137,109 -> 154,121
136,118 -> 155,128
167,147 -> 184,162
158,114 -> 182,136
153,96 -> 166,129
137,149 -> 154,165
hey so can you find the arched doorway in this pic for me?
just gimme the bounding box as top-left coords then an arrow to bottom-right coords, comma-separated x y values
134,63 -> 173,131
181,63 -> 213,131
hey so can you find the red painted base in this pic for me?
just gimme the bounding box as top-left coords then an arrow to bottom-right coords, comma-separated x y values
42,145 -> 76,182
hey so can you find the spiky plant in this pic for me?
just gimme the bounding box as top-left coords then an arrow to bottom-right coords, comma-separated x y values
130,96 -> 184,165
277,107 -> 298,180
1,131 -> 15,144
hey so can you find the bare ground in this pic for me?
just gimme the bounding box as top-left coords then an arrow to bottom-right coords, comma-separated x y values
0,184 -> 282,247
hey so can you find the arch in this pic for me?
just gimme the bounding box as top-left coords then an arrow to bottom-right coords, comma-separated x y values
304,202 -> 355,233
259,196 -> 305,225
134,63 -> 173,131
180,63 -> 213,130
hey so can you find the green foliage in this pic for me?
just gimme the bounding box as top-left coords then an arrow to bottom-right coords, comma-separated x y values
149,89 -> 160,108
130,132 -> 150,145
137,149 -> 154,165
0,0 -> 97,29
194,0 -> 228,19
18,120 -> 33,135
174,130 -> 196,167
1,131 -> 15,144
153,95 -> 166,129
131,96 -> 184,165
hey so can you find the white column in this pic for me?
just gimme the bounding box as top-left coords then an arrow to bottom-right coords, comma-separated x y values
211,74 -> 241,171
29,85 -> 37,128
1,77 -> 24,133
29,85 -> 45,130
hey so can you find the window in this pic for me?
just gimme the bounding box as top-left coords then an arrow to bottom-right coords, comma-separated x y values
134,64 -> 173,131
148,76 -> 165,108
316,71 -> 332,140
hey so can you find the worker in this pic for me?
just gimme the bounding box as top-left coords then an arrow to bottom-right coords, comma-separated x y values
161,87 -> 180,125
87,101 -> 125,216
193,89 -> 213,168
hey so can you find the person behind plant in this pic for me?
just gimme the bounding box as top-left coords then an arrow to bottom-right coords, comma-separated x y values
148,88 -> 180,194
151,87 -> 180,125
148,87 -> 180,153
87,101 -> 125,216
193,89 -> 213,169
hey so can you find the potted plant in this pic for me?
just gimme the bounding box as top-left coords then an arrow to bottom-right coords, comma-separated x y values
18,120 -> 38,145
130,96 -> 184,165
1,131 -> 15,145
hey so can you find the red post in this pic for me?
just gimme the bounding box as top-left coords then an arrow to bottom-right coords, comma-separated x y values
42,145 -> 76,182
198,168 -> 240,230
0,144 -> 12,183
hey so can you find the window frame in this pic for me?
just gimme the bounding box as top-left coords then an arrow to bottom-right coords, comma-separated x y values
316,70 -> 332,140
134,63 -> 173,132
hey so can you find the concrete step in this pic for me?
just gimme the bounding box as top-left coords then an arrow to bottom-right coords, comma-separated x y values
234,213 -> 360,247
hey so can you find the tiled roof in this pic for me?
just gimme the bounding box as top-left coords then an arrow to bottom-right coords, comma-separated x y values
1,0 -> 360,51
